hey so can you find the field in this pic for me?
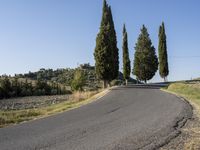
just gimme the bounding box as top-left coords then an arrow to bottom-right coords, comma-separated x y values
0,95 -> 70,110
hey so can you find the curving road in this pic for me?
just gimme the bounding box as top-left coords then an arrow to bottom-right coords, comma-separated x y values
0,85 -> 192,150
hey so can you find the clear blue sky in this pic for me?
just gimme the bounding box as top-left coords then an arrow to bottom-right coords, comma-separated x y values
0,0 -> 200,82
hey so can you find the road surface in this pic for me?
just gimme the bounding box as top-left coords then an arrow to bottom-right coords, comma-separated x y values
0,85 -> 192,150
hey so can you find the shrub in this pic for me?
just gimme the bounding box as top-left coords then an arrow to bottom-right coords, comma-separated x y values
71,69 -> 86,91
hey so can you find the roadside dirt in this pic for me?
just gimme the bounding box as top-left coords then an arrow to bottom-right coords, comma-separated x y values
160,98 -> 200,150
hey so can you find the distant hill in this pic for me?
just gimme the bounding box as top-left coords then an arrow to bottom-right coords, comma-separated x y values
14,64 -> 99,90
14,63 -> 138,89
0,63 -> 140,99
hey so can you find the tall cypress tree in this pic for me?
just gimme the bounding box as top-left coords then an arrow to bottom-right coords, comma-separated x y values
133,25 -> 158,83
122,24 -> 131,85
94,0 -> 119,88
108,6 -> 119,80
158,22 -> 169,82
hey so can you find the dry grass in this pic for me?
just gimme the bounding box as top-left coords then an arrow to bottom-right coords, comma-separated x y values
0,89 -> 109,128
164,83 -> 200,150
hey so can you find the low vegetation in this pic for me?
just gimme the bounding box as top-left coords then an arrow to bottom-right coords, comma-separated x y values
0,77 -> 70,100
166,82 -> 200,107
71,69 -> 86,91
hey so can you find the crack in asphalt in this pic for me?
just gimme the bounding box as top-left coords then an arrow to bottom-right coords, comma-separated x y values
107,107 -> 121,114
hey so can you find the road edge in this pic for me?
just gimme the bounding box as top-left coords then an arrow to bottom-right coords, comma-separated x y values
158,89 -> 196,150
0,87 -> 115,129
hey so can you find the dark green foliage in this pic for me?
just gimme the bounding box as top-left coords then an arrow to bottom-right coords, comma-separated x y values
0,76 -> 70,100
71,69 -> 86,91
94,0 -> 112,82
118,72 -> 141,84
108,6 -> 119,80
158,22 -> 169,81
11,77 -> 22,97
20,79 -> 33,96
94,0 -> 119,88
122,24 -> 131,85
17,68 -> 75,85
0,77 -> 12,98
0,65 -> 137,99
16,64 -> 98,89
133,25 -> 158,83
110,79 -> 122,86
34,80 -> 51,95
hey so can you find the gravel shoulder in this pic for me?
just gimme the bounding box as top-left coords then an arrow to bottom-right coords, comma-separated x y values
161,88 -> 200,150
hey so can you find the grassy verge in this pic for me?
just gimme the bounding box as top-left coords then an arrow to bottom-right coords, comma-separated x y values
0,89 -> 109,128
163,83 -> 200,149
164,83 -> 200,112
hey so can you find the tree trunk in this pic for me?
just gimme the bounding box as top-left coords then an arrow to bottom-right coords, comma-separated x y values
125,79 -> 128,86
108,81 -> 111,88
136,78 -> 139,84
144,79 -> 147,84
103,80 -> 108,89
164,77 -> 168,82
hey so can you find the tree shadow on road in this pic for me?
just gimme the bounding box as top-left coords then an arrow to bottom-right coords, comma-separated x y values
112,85 -> 164,90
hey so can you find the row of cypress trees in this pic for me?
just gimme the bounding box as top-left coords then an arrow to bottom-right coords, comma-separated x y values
94,0 -> 169,87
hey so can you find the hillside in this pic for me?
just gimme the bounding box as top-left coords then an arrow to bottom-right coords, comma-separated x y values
15,63 -> 138,89
0,63 -> 139,100
15,64 -> 98,89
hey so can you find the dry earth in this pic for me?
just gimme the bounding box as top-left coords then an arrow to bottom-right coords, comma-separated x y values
160,93 -> 200,150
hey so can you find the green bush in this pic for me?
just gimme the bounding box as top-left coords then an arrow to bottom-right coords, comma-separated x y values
110,80 -> 122,86
71,69 -> 86,91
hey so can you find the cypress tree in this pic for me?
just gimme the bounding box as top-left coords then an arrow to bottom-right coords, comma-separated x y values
108,6 -> 119,81
94,0 -> 119,88
122,24 -> 131,85
133,25 -> 158,83
158,22 -> 169,82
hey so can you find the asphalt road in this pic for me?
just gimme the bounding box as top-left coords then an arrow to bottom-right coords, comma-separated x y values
0,85 -> 192,150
